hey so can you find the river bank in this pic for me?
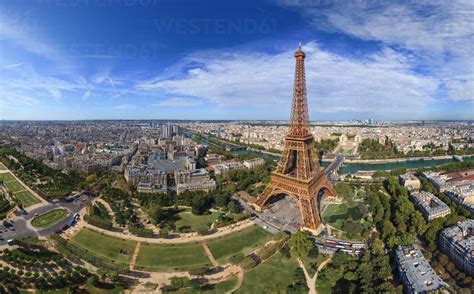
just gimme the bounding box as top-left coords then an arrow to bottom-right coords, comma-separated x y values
337,154 -> 473,164
187,131 -> 473,174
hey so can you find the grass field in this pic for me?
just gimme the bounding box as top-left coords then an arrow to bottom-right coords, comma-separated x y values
14,190 -> 39,207
4,179 -> 24,192
171,278 -> 238,293
135,242 -> 212,272
0,172 -> 15,183
32,208 -> 68,228
175,208 -> 221,232
69,228 -> 136,266
236,252 -> 298,294
207,225 -> 271,262
321,203 -> 363,230
0,172 -> 39,207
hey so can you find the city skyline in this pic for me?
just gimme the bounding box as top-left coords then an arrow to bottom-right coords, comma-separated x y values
1,0 -> 473,121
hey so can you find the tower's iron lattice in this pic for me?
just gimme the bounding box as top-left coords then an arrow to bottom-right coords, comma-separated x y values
254,46 -> 336,230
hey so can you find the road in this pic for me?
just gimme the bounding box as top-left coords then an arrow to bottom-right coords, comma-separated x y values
0,194 -> 92,244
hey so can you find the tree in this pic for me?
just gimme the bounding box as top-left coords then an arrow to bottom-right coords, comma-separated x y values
288,231 -> 312,258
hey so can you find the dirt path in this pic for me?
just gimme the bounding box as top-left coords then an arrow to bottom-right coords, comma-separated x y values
202,242 -> 218,267
297,258 -> 316,294
298,256 -> 332,294
93,198 -> 119,227
230,269 -> 244,293
82,219 -> 255,244
131,264 -> 243,293
129,241 -> 142,270
314,257 -> 332,284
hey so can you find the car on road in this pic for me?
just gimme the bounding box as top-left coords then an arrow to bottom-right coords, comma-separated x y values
2,220 -> 13,229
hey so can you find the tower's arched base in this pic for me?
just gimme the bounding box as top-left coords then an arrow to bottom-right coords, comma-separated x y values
253,169 -> 336,230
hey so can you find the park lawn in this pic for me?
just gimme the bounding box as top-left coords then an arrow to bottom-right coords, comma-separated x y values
13,190 -> 40,207
135,242 -> 212,272
4,179 -> 25,192
69,228 -> 136,266
0,172 -> 15,182
207,225 -> 271,262
32,208 -> 68,228
171,278 -> 238,294
321,203 -> 363,230
236,252 -> 298,294
175,208 -> 221,232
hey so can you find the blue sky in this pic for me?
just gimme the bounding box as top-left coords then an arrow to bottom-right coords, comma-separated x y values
0,0 -> 473,121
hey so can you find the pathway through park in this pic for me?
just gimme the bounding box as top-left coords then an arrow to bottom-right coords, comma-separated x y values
202,242 -> 218,267
130,241 -> 142,270
298,256 -> 332,294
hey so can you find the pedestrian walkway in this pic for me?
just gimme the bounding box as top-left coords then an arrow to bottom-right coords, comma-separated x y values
82,219 -> 255,244
202,242 -> 218,267
130,241 -> 142,270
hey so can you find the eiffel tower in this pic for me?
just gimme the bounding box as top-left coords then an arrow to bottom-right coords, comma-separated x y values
254,45 -> 336,231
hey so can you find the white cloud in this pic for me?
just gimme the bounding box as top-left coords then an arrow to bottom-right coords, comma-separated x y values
113,104 -> 136,110
2,63 -> 24,69
153,97 -> 203,107
137,42 -> 438,118
278,0 -> 474,103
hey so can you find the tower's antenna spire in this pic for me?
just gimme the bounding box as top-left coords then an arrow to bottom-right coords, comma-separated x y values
299,42 -> 302,49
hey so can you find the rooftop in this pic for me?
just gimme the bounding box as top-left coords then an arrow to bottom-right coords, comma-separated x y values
396,244 -> 447,293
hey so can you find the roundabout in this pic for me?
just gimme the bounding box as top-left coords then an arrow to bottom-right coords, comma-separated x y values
31,208 -> 68,228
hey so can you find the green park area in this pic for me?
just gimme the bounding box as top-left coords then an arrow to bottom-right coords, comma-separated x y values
0,162 -> 6,170
32,209 -> 68,228
69,228 -> 137,267
0,172 -> 16,183
135,242 -> 212,272
175,208 -> 221,232
0,172 -> 39,207
207,225 -> 271,262
236,252 -> 298,294
321,202 -> 370,240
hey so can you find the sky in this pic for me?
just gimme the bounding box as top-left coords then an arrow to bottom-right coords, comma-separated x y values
0,0 -> 473,121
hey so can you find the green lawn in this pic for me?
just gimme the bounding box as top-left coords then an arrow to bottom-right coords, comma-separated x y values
207,225 -> 271,262
32,208 -> 68,228
13,190 -> 40,207
69,228 -> 136,266
135,242 -> 212,272
0,173 -> 15,182
236,252 -> 298,294
321,203 -> 362,230
175,208 -> 221,232
171,278 -> 238,294
0,172 -> 39,207
4,179 -> 24,192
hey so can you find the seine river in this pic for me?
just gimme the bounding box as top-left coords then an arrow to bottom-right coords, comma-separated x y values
233,149 -> 472,174
190,132 -> 473,174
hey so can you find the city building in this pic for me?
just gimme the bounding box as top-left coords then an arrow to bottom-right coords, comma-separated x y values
423,170 -> 474,213
176,180 -> 216,194
243,158 -> 265,169
136,182 -> 167,194
409,191 -> 451,221
439,219 -> 474,276
213,161 -> 246,175
400,173 -> 421,192
124,166 -> 167,187
395,244 -> 447,294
